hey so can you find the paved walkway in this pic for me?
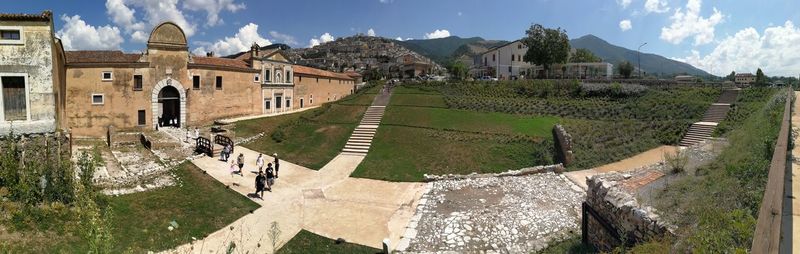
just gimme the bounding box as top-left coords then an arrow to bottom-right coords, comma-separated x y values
165,146 -> 425,253
782,91 -> 800,253
564,145 -> 678,190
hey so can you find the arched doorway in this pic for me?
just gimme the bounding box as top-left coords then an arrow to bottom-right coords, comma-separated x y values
151,78 -> 186,129
158,86 -> 180,127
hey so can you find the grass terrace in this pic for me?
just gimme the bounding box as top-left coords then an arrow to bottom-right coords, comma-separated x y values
276,230 -> 381,254
353,80 -> 720,181
234,83 -> 382,169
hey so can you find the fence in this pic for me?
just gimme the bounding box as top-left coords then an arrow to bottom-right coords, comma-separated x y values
751,88 -> 793,253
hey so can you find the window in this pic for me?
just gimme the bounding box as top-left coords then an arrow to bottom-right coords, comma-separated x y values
300,98 -> 304,108
137,110 -> 146,126
286,71 -> 291,82
310,94 -> 313,104
492,54 -> 495,61
264,99 -> 271,110
101,71 -> 113,81
275,95 -> 282,109
0,27 -> 22,45
508,66 -> 512,72
133,75 -> 143,91
285,99 -> 290,108
511,55 -> 514,62
265,70 -> 271,82
254,74 -> 260,83
316,78 -> 319,83
1,75 -> 27,121
192,75 -> 200,90
215,76 -> 222,90
299,76 -> 302,82
91,94 -> 104,105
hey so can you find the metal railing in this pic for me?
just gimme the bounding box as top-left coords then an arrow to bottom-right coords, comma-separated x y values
751,88 -> 793,253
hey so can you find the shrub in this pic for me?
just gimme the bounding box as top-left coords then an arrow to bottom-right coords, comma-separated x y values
271,129 -> 285,143
663,149 -> 689,173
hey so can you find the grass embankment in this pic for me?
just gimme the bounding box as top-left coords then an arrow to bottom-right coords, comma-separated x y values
235,83 -> 382,169
2,162 -> 259,253
353,86 -> 557,182
650,88 -> 785,252
277,230 -> 381,254
407,81 -> 720,170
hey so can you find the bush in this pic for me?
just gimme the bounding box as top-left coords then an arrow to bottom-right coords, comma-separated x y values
663,149 -> 688,173
271,129 -> 285,143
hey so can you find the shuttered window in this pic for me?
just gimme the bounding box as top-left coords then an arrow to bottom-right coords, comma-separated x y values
1,76 -> 26,121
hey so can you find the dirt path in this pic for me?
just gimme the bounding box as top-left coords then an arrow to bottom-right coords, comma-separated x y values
564,145 -> 678,190
164,146 -> 425,253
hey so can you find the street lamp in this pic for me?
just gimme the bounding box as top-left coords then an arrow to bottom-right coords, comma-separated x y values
638,42 -> 647,78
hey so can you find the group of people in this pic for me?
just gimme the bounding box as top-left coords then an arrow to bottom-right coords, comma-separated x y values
253,153 -> 280,199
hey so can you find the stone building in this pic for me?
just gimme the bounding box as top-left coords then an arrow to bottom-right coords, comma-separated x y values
0,11 -> 65,135
64,22 -> 355,137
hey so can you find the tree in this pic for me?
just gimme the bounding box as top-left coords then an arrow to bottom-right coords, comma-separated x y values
522,24 -> 570,78
726,71 -> 736,82
755,68 -> 766,85
618,61 -> 634,79
448,61 -> 469,80
570,48 -> 600,63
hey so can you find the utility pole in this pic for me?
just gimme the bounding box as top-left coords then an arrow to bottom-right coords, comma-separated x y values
638,42 -> 647,78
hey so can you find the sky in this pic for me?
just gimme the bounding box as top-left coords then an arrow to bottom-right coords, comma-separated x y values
3,0 -> 800,77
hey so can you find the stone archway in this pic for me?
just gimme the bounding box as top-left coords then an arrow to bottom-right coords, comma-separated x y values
152,78 -> 187,129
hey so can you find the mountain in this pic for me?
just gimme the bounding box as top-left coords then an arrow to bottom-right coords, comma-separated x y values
569,35 -> 712,77
396,36 -> 486,64
451,40 -> 509,58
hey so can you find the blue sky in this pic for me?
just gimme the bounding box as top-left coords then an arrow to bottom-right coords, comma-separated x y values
4,0 -> 800,76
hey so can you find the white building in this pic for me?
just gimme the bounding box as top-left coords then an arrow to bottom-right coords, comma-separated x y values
478,40 -> 531,79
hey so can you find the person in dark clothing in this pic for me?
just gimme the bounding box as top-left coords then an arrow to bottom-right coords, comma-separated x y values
255,170 -> 266,199
265,163 -> 275,191
273,153 -> 280,178
236,153 -> 244,175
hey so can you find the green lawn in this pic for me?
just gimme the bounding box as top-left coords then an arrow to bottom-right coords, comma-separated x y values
235,83 -> 382,169
2,162 -> 260,253
353,86 -> 558,181
277,230 -> 381,254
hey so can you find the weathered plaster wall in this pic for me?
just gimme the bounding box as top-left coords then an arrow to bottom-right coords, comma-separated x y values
185,67 -> 260,125
0,20 -> 56,135
293,75 -> 355,109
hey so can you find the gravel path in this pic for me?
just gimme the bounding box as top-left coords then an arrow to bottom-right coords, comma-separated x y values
401,173 -> 585,253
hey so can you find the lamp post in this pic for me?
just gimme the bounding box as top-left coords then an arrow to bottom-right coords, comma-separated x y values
637,42 -> 647,78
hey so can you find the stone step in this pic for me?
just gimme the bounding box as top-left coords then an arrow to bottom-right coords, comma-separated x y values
342,148 -> 369,154
353,130 -> 376,134
349,138 -> 373,143
351,134 -> 375,139
341,152 -> 367,156
347,141 -> 372,147
345,142 -> 371,148
354,128 -> 377,132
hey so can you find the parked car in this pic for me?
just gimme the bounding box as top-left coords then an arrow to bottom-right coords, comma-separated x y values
480,76 -> 499,81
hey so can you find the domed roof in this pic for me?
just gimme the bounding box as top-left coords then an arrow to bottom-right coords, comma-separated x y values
147,22 -> 188,50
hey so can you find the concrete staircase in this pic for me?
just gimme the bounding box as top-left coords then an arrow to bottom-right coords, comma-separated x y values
342,106 -> 385,155
679,89 -> 740,147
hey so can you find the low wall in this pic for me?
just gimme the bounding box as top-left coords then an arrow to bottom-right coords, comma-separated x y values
552,124 -> 574,166
0,131 -> 71,161
582,172 -> 674,251
423,164 -> 564,181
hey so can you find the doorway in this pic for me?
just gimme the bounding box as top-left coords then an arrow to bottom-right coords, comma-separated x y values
158,85 -> 180,127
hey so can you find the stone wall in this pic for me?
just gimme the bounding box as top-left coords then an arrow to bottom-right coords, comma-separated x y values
552,124 -> 574,166
582,172 -> 674,251
0,131 -> 71,162
293,74 -> 356,109
423,164 -> 564,181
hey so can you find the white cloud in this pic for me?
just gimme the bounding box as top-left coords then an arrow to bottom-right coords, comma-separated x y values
660,0 -> 724,45
269,31 -> 298,46
194,23 -> 270,56
56,15 -> 124,50
644,0 -> 670,13
619,20 -> 632,32
424,29 -> 450,39
379,0 -> 392,3
617,0 -> 632,9
396,37 -> 404,41
182,0 -> 245,27
309,32 -> 335,47
367,28 -> 376,37
673,21 -> 800,76
106,0 -> 144,33
457,11 -> 462,16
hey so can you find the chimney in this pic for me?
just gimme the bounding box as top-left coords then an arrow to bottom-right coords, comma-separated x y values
206,51 -> 214,57
250,42 -> 260,58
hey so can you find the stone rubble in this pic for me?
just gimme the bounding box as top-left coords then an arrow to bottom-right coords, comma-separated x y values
399,172 -> 585,253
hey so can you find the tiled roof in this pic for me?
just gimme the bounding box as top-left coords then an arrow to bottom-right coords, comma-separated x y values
0,11 -> 52,22
344,71 -> 363,77
65,51 -> 142,64
293,65 -> 353,80
192,56 -> 252,69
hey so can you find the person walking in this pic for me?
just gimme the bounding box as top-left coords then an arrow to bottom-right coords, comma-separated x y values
185,128 -> 191,143
255,170 -> 266,199
229,160 -> 238,177
225,144 -> 233,161
273,153 -> 280,178
265,163 -> 275,191
194,127 -> 200,140
236,153 -> 245,175
256,154 -> 265,172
